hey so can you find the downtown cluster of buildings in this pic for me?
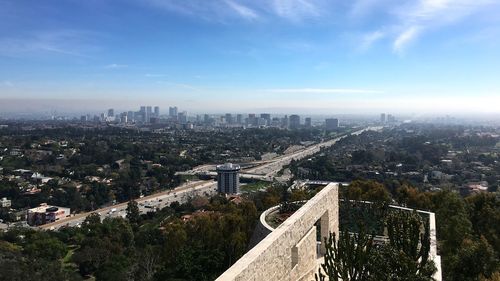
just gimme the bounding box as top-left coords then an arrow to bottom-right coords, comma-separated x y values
82,107 -> 342,131
380,113 -> 397,123
81,106 -> 186,124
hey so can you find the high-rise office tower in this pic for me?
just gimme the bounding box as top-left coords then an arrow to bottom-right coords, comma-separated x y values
289,115 -> 301,129
236,114 -> 243,124
204,114 -> 211,124
169,106 -> 178,117
281,115 -> 289,129
260,113 -> 271,126
380,113 -> 386,123
216,163 -> 240,194
225,113 -> 233,124
146,106 -> 152,123
154,106 -> 160,117
107,108 -> 114,117
248,114 -> 257,126
139,106 -> 146,122
178,111 -> 187,124
305,117 -> 312,128
120,114 -> 128,123
325,118 -> 340,130
127,111 -> 134,122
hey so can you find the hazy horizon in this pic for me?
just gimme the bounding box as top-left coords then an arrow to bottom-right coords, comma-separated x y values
2,98 -> 500,120
1,1 -> 500,115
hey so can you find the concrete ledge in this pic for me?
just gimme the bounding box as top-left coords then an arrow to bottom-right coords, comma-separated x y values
216,183 -> 339,281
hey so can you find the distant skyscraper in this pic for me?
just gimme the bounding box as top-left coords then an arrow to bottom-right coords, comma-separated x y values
248,114 -> 257,126
387,114 -> 396,123
139,106 -> 146,122
107,108 -> 114,117
154,106 -> 160,117
225,113 -> 233,124
289,115 -> 301,129
305,117 -> 312,128
169,106 -> 178,117
145,106 -> 152,122
216,163 -> 240,194
325,118 -> 339,130
204,114 -> 211,124
127,111 -> 134,122
236,114 -> 243,124
178,111 -> 187,124
281,115 -> 289,129
260,113 -> 271,126
380,113 -> 386,123
120,115 -> 128,123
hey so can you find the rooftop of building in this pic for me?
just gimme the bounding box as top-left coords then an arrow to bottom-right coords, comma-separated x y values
28,203 -> 69,213
216,163 -> 241,171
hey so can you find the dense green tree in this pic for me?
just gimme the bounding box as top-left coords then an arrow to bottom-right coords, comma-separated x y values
126,200 -> 141,225
448,237 -> 498,281
466,193 -> 500,255
342,180 -> 391,203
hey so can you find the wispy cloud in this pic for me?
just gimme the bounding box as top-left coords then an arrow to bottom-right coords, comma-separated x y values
105,64 -> 128,69
139,0 -> 332,23
351,0 -> 499,53
271,0 -> 320,21
389,0 -> 497,53
393,26 -> 421,54
350,0 -> 386,19
141,0 -> 260,22
0,30 -> 98,58
225,0 -> 259,20
360,30 -> 385,51
266,88 -> 384,94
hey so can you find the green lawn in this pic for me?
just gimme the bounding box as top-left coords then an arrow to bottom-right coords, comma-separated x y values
240,181 -> 270,193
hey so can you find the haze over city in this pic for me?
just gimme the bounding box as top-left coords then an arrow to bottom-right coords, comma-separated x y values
3,2 -> 500,281
1,0 -> 500,114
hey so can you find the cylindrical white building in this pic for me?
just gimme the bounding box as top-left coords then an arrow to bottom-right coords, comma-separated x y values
216,163 -> 241,194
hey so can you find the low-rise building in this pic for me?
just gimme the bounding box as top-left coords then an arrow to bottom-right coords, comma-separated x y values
27,203 -> 70,226
0,197 -> 11,208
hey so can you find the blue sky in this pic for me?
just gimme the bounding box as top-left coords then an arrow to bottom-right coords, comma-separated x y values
0,0 -> 499,114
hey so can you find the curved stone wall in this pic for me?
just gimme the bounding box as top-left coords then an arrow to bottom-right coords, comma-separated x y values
247,205 -> 278,249
216,183 -> 339,281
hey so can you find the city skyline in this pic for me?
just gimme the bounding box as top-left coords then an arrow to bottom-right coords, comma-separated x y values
1,1 -> 500,114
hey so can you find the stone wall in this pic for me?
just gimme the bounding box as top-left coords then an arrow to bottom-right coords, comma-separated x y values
216,183 -> 339,281
247,205 -> 277,249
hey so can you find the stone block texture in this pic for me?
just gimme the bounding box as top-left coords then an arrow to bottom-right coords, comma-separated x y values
216,183 -> 339,281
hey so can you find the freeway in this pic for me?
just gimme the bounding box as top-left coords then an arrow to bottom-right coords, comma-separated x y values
40,126 -> 381,231
177,127 -> 382,182
242,126 -> 382,178
39,180 -> 217,230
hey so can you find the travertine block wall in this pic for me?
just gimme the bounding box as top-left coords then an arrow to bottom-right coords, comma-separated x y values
216,183 -> 339,281
290,226 -> 318,281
